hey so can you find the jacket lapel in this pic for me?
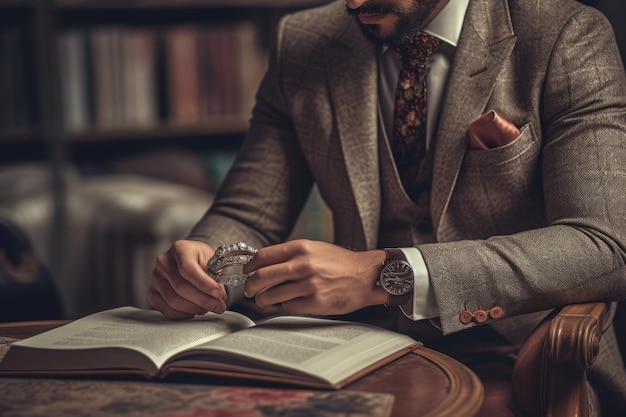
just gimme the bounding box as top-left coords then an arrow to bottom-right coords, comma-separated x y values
324,22 -> 381,249
431,0 -> 517,240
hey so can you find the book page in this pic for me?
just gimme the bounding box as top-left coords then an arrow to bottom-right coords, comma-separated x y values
5,307 -> 255,370
173,316 -> 417,385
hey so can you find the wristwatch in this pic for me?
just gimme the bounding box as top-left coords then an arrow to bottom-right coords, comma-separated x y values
376,248 -> 414,306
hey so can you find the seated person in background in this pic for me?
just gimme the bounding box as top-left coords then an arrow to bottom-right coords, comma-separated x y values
150,0 -> 626,415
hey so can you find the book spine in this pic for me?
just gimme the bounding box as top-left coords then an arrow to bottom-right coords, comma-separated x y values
217,26 -> 237,117
197,25 -> 219,122
91,27 -> 116,128
165,24 -> 200,125
58,29 -> 90,131
122,27 -> 139,126
132,27 -> 158,127
110,27 -> 126,128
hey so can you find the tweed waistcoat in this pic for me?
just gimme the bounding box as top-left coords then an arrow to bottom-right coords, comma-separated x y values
377,120 -> 436,249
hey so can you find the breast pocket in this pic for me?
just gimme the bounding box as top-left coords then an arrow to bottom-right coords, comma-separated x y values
462,123 -> 538,168
443,123 -> 545,239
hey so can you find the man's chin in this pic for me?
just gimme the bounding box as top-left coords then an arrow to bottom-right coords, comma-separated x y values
354,21 -> 394,46
353,18 -> 419,48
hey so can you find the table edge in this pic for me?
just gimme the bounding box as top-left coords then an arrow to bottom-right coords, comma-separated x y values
416,347 -> 484,417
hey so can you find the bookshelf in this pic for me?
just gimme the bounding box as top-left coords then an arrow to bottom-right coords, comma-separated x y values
0,0 -> 335,179
0,0 -> 331,150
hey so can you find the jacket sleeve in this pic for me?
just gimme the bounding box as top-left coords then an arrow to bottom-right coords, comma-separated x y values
421,6 -> 626,336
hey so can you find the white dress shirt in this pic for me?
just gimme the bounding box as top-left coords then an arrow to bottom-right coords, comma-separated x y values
377,0 -> 470,320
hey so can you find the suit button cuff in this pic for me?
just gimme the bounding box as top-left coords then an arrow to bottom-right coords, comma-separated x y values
473,310 -> 488,323
459,310 -> 473,324
489,306 -> 504,319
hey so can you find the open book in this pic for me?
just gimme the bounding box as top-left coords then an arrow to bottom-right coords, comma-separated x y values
0,306 -> 421,389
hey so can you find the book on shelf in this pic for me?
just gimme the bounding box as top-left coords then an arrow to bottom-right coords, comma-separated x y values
90,26 -> 123,128
215,25 -> 239,116
58,29 -> 91,130
166,24 -> 200,125
0,306 -> 420,390
123,27 -> 158,127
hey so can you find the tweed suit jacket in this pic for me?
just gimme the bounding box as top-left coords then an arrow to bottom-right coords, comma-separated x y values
190,0 -> 626,407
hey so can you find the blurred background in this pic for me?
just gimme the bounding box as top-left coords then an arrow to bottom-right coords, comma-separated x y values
0,0 -> 623,321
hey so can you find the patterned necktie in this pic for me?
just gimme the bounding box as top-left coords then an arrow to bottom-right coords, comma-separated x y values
393,32 -> 441,201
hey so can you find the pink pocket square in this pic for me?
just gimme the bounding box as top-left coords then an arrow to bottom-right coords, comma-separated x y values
468,110 -> 520,150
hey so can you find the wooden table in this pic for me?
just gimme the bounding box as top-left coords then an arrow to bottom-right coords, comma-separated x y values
0,320 -> 484,417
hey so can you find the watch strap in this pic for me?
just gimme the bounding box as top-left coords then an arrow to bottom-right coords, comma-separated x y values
384,248 -> 407,263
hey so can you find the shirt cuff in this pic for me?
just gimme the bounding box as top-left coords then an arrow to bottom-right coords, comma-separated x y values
399,247 -> 439,320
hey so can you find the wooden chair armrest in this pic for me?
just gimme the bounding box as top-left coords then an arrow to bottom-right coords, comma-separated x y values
541,301 -> 611,417
544,302 -> 611,370
512,302 -> 611,417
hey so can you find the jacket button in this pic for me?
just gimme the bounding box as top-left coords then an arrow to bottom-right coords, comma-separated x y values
489,307 -> 504,319
473,310 -> 488,323
459,310 -> 473,324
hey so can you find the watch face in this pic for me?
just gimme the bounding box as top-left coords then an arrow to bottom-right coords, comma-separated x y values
380,260 -> 413,296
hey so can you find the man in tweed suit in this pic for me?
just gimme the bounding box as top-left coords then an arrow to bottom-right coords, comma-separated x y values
149,0 -> 626,414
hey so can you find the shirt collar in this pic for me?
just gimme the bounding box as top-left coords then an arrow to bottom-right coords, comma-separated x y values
379,0 -> 469,55
423,0 -> 469,47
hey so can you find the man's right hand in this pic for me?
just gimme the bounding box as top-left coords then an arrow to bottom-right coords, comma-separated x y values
148,240 -> 227,319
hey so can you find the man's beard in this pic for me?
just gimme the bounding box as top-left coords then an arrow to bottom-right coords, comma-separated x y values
346,0 -> 440,47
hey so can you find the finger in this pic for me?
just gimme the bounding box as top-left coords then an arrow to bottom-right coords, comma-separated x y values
151,279 -> 228,317
150,269 -> 210,315
151,266 -> 227,316
148,288 -> 196,320
243,241 -> 319,296
254,278 -> 314,308
244,241 -> 305,272
244,258 -> 313,298
168,244 -> 226,298
154,254 -> 225,309
171,270 -> 226,311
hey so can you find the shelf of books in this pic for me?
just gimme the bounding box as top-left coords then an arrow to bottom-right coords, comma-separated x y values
57,21 -> 266,138
0,0 -> 331,145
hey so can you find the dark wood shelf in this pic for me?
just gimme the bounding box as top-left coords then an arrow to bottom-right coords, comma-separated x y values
1,121 -> 249,145
65,119 -> 249,143
66,131 -> 244,166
